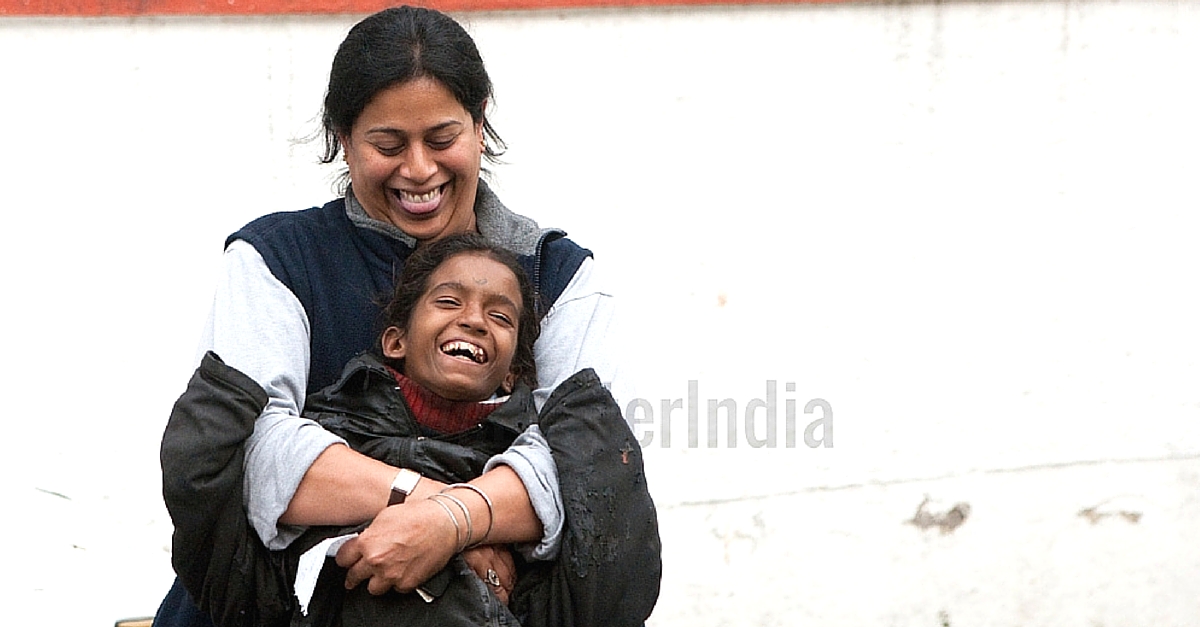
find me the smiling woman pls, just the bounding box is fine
[338,78,485,241]
[153,6,655,627]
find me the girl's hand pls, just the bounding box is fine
[462,544,516,605]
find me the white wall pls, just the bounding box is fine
[2,2,1198,625]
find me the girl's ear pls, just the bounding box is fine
[381,326,407,360]
[500,370,517,395]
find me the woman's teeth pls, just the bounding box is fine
[402,187,441,203]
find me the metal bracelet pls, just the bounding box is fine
[444,483,495,547]
[431,492,473,551]
[427,494,463,552]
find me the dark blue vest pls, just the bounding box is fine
[228,198,591,393]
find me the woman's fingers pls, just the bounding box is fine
[336,500,459,593]
[334,538,368,589]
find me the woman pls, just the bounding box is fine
[156,6,627,626]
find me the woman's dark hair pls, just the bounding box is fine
[381,233,540,391]
[320,6,505,174]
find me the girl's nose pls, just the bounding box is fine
[457,302,487,333]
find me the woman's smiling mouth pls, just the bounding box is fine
[395,184,445,215]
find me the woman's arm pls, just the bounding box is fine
[531,256,632,412]
[210,243,542,587]
[203,240,351,548]
[333,464,540,595]
[204,241,557,557]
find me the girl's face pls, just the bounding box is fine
[382,252,522,401]
[341,77,484,242]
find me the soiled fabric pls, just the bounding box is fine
[160,353,289,627]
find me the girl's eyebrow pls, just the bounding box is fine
[430,281,520,311]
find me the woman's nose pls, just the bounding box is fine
[401,144,437,181]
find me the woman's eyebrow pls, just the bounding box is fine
[366,120,463,136]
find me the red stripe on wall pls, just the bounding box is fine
[1,0,844,16]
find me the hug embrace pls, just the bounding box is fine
[155,7,660,627]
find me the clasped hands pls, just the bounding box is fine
[334,486,516,604]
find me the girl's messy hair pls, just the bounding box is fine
[380,233,540,391]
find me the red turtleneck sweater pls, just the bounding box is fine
[387,367,503,434]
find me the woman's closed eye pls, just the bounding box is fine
[426,136,457,150]
[372,142,405,156]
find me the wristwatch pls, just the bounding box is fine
[388,468,422,506]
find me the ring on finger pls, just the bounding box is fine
[485,568,501,587]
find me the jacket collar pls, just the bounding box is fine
[306,352,537,437]
[344,179,545,255]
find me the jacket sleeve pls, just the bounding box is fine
[200,239,350,550]
[511,368,662,627]
[160,351,293,627]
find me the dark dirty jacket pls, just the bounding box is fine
[160,351,662,627]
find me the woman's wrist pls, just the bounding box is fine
[387,468,422,506]
[443,483,495,547]
[418,483,497,553]
[407,474,446,503]
[426,494,467,552]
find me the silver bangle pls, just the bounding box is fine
[427,495,462,551]
[431,493,472,551]
[444,483,494,546]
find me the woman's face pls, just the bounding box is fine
[341,77,484,242]
[382,252,522,401]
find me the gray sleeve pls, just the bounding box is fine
[482,425,563,560]
[481,257,633,560]
[532,256,635,416]
[197,240,346,550]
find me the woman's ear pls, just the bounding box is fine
[475,110,487,151]
[381,326,407,360]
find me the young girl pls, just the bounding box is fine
[162,234,660,627]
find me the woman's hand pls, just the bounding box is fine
[335,498,459,595]
[462,544,516,605]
